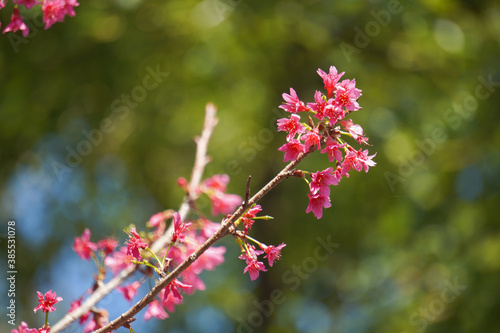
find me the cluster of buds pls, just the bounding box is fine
[277,66,376,219]
[0,0,79,37]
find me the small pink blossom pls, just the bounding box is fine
[334,79,362,112]
[3,8,29,38]
[317,66,344,98]
[33,290,63,313]
[307,90,328,120]
[260,243,286,267]
[144,299,169,320]
[42,0,79,30]
[73,228,98,260]
[17,0,40,9]
[243,258,267,281]
[277,114,305,141]
[202,174,229,192]
[310,167,339,197]
[241,204,262,233]
[10,321,39,333]
[278,139,306,162]
[117,281,141,302]
[341,148,376,174]
[97,237,118,256]
[210,192,242,216]
[171,212,191,243]
[301,129,322,151]
[163,279,191,302]
[306,192,332,219]
[148,212,165,227]
[279,88,309,113]
[104,246,134,275]
[320,137,345,163]
[125,227,148,261]
[68,297,90,324]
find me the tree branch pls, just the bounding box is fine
[51,103,219,333]
[94,149,311,332]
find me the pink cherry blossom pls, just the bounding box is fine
[33,290,62,313]
[117,281,141,302]
[68,297,90,324]
[279,88,309,113]
[10,321,39,333]
[334,79,362,112]
[278,139,306,162]
[163,279,191,301]
[277,114,305,141]
[125,227,148,260]
[3,8,29,38]
[340,119,369,144]
[310,167,340,197]
[317,66,344,98]
[144,299,169,320]
[306,192,332,219]
[320,137,345,163]
[202,174,229,192]
[209,192,242,216]
[341,148,376,174]
[42,0,79,30]
[241,204,262,233]
[17,0,40,9]
[301,129,322,151]
[104,246,134,275]
[97,237,118,256]
[171,212,191,243]
[73,228,98,260]
[260,243,286,267]
[243,258,267,281]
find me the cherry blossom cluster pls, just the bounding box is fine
[0,0,79,37]
[277,66,376,219]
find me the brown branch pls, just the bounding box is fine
[94,150,311,333]
[51,103,219,333]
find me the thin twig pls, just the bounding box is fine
[244,175,252,205]
[51,103,218,333]
[94,150,311,333]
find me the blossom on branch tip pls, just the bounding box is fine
[104,246,134,275]
[334,79,362,112]
[317,66,344,98]
[125,227,148,260]
[260,243,286,267]
[278,139,306,162]
[33,290,62,313]
[73,228,97,260]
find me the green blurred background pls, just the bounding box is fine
[1,0,499,332]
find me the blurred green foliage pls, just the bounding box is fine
[1,0,499,332]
